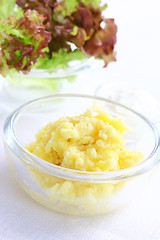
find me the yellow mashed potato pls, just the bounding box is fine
[26,102,144,215]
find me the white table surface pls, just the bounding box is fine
[0,0,160,239]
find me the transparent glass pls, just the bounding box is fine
[95,82,160,122]
[3,94,160,216]
[0,58,102,111]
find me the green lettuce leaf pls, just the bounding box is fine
[54,0,106,18]
[0,0,23,19]
[0,0,16,19]
[33,49,88,70]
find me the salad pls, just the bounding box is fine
[0,0,117,77]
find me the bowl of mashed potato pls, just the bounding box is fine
[3,94,160,216]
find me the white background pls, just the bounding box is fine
[0,0,160,239]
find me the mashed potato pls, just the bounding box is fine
[26,102,144,215]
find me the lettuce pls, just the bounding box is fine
[83,19,117,67]
[53,3,117,65]
[34,49,88,70]
[0,0,16,19]
[55,0,103,17]
[0,0,117,76]
[0,10,51,76]
[0,0,24,19]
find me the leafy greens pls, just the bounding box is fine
[0,0,117,76]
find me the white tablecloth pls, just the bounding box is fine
[0,0,160,239]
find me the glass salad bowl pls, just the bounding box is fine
[3,94,160,216]
[0,58,102,112]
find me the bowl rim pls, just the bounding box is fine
[3,94,160,182]
[8,57,95,78]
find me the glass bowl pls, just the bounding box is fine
[95,81,160,122]
[3,94,160,216]
[0,58,102,112]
